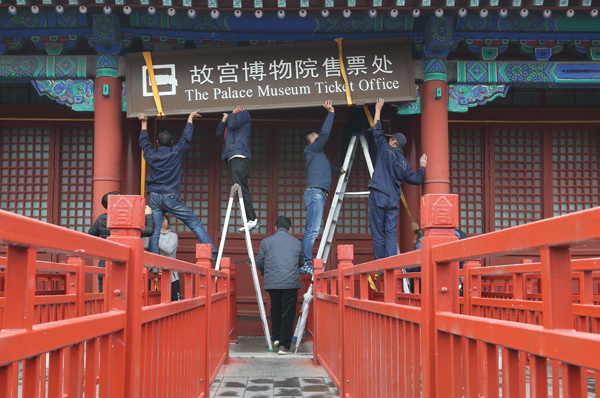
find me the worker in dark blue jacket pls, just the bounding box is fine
[216,105,259,232]
[139,111,217,259]
[301,100,345,274]
[368,98,427,260]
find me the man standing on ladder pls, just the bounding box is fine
[300,100,345,274]
[368,98,427,259]
[216,106,260,232]
[139,111,217,259]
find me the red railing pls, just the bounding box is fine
[221,258,238,343]
[0,195,231,398]
[314,194,600,398]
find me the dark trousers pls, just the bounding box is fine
[98,259,106,293]
[229,157,257,221]
[368,189,400,260]
[268,288,298,349]
[147,278,181,302]
[171,279,180,302]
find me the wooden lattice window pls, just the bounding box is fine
[178,125,211,232]
[0,126,51,222]
[493,128,543,230]
[337,133,370,235]
[59,126,94,232]
[552,128,600,216]
[276,127,307,231]
[449,127,485,235]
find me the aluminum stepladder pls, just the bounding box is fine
[215,184,273,352]
[293,131,411,352]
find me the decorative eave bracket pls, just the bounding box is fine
[32,79,127,111]
[397,83,509,114]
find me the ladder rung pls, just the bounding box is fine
[339,191,370,198]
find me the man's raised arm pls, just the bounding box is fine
[370,98,387,149]
[216,113,228,138]
[311,100,335,152]
[173,110,201,154]
[227,106,250,129]
[138,113,154,152]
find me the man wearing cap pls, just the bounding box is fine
[368,98,427,260]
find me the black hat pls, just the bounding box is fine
[385,132,407,148]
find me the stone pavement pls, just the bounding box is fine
[212,337,340,398]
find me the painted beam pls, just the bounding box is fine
[456,61,600,87]
[0,55,93,83]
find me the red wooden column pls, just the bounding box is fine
[107,194,146,398]
[337,245,354,398]
[419,194,459,398]
[93,56,123,220]
[421,75,450,195]
[421,15,453,196]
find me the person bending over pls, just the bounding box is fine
[89,191,155,292]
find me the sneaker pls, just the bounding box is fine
[239,219,260,233]
[278,346,292,355]
[211,252,218,261]
[272,340,280,348]
[299,264,314,275]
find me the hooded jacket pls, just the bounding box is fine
[215,110,253,161]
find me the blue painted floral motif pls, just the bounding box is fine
[172,14,220,31]
[0,11,44,29]
[0,56,42,83]
[498,14,551,32]
[448,84,509,112]
[33,79,94,111]
[320,16,371,33]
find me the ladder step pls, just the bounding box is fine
[339,191,370,198]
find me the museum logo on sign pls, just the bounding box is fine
[142,64,178,97]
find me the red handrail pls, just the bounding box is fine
[314,194,600,398]
[0,195,232,398]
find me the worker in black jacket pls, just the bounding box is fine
[88,191,155,292]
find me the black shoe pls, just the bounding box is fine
[211,252,218,261]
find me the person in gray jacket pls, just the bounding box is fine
[158,215,181,301]
[144,214,181,301]
[256,216,303,355]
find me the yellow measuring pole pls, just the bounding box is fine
[334,38,353,106]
